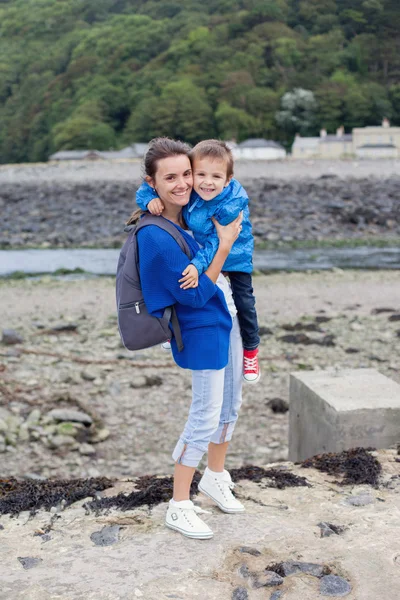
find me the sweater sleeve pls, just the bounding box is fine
[136,181,158,210]
[138,226,217,310]
[190,233,219,275]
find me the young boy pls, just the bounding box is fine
[136,139,260,383]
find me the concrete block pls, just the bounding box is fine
[289,368,400,462]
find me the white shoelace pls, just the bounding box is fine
[244,356,258,372]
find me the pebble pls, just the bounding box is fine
[270,593,283,600]
[18,557,43,570]
[232,588,248,600]
[2,329,24,345]
[320,575,351,597]
[90,525,120,546]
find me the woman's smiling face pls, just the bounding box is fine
[147,155,193,208]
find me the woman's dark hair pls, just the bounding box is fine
[144,137,191,178]
[127,137,192,225]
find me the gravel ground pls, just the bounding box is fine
[1,270,399,480]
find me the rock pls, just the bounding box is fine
[26,408,41,424]
[252,571,284,588]
[90,525,120,546]
[270,593,283,600]
[47,409,93,426]
[0,418,7,433]
[40,534,52,543]
[18,557,43,570]
[48,435,77,449]
[345,347,360,354]
[2,329,24,345]
[388,314,400,322]
[239,546,261,556]
[0,435,6,453]
[18,423,30,442]
[350,322,364,331]
[345,493,374,506]
[0,524,4,530]
[238,564,251,578]
[232,588,248,600]
[320,575,351,597]
[318,522,346,537]
[281,561,325,578]
[56,422,80,437]
[130,375,163,389]
[81,369,97,381]
[90,428,110,443]
[267,398,289,414]
[79,443,96,455]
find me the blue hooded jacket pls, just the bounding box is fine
[136,179,254,274]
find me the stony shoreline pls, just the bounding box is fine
[1,160,399,249]
[1,270,399,481]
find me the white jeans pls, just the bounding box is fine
[172,316,243,467]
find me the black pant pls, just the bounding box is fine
[228,271,260,351]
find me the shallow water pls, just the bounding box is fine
[1,246,399,277]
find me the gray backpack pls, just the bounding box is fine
[116,214,192,352]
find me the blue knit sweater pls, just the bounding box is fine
[137,221,233,370]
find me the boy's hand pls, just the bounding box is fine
[147,198,164,216]
[179,264,199,289]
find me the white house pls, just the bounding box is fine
[49,143,149,162]
[233,138,286,160]
[291,120,400,159]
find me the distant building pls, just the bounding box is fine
[353,122,399,158]
[232,138,286,160]
[291,120,400,159]
[49,143,149,162]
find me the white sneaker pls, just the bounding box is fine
[165,499,213,539]
[198,468,245,514]
[161,340,171,351]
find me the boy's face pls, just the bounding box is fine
[192,157,232,201]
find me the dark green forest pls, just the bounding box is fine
[0,0,399,163]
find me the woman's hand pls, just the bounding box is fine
[211,212,243,250]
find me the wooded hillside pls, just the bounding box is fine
[0,0,399,163]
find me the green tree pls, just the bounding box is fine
[276,88,318,136]
[215,101,257,141]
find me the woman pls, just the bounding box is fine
[132,137,244,540]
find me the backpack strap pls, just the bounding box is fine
[133,214,192,352]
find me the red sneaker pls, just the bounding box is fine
[243,348,260,384]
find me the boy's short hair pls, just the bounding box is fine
[190,139,234,179]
